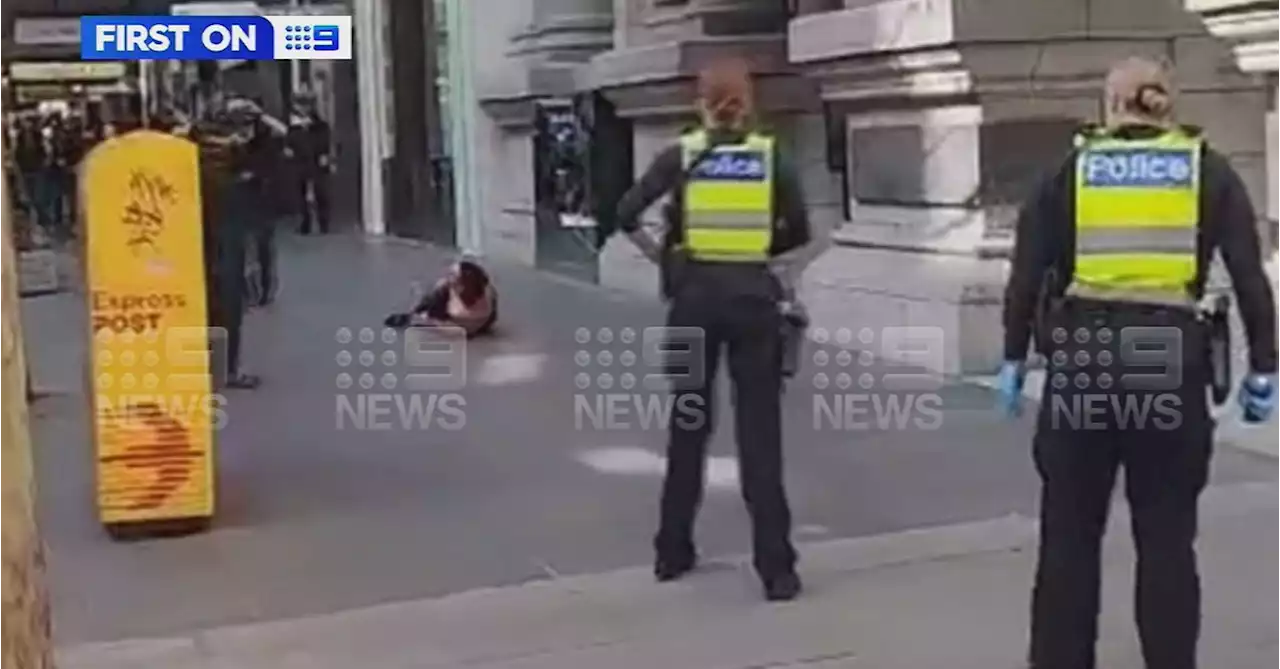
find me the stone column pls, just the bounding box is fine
[1184,0,1279,232]
[516,0,614,62]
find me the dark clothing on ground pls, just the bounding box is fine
[383,282,498,337]
[615,127,810,583]
[1003,123,1277,373]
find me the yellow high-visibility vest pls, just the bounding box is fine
[1070,130,1202,305]
[681,129,774,262]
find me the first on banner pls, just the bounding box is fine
[81,15,353,60]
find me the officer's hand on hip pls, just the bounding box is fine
[995,360,1026,419]
[1238,372,1278,423]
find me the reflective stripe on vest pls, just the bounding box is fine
[681,130,774,262]
[1064,283,1198,307]
[1071,131,1202,301]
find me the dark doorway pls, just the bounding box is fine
[327,60,362,231]
[385,0,452,246]
[533,94,635,285]
[531,93,634,284]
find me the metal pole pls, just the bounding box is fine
[354,0,387,235]
[288,0,305,95]
[445,0,482,255]
[139,61,152,127]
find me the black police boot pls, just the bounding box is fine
[762,572,802,602]
[654,554,697,582]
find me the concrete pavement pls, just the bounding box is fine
[56,481,1278,669]
[21,233,1276,663]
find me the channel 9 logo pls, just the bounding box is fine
[92,325,229,430]
[572,326,709,432]
[332,326,467,431]
[808,326,945,431]
[1045,325,1186,431]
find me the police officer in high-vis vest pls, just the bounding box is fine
[999,57,1278,669]
[614,58,812,602]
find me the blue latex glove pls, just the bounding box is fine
[1238,373,1278,424]
[995,361,1026,419]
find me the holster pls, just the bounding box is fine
[1204,294,1232,405]
[779,300,809,379]
[660,242,689,301]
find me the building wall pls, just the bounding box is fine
[464,0,536,258]
[597,118,675,294]
[467,0,1276,373]
[4,2,170,66]
[1268,88,1277,225]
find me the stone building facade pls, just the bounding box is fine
[444,0,1276,372]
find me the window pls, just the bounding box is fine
[848,123,979,207]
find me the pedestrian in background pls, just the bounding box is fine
[195,96,262,389]
[13,115,43,236]
[998,56,1277,669]
[286,91,332,235]
[33,114,67,238]
[614,58,812,602]
[232,98,286,307]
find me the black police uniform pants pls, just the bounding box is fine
[654,290,797,579]
[1030,306,1212,669]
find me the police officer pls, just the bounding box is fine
[614,58,811,601]
[998,57,1278,669]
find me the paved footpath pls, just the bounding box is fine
[21,234,1276,667]
[56,481,1278,669]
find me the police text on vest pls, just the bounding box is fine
[1082,149,1194,188]
[692,149,767,181]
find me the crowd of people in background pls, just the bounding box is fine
[6,90,335,392]
[5,106,105,245]
[3,92,333,249]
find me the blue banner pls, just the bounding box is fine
[691,149,768,182]
[81,16,275,61]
